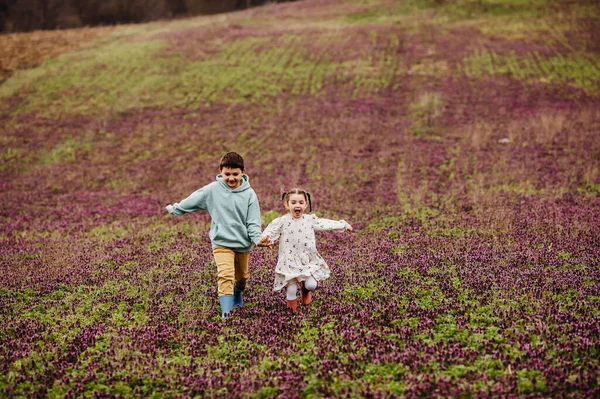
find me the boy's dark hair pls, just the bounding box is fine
[282,188,312,212]
[220,152,245,171]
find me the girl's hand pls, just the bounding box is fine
[346,224,353,233]
[258,235,273,248]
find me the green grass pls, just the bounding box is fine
[6,0,594,118]
[462,50,600,93]
[344,10,384,23]
[3,28,410,116]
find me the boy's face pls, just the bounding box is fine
[285,193,308,219]
[220,167,245,189]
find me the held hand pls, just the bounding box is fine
[258,235,273,248]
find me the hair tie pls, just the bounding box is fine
[281,192,287,201]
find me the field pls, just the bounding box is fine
[1,0,599,397]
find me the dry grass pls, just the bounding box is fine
[457,121,495,149]
[0,26,115,84]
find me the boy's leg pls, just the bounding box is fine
[213,247,236,295]
[213,247,236,317]
[233,251,250,307]
[233,251,250,291]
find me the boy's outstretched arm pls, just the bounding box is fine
[166,187,208,216]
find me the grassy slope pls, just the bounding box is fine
[1,0,599,397]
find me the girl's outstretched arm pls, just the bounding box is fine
[311,214,352,232]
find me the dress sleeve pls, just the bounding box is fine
[261,217,284,243]
[311,214,351,232]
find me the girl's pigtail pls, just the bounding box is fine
[306,192,312,212]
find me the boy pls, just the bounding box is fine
[166,152,264,318]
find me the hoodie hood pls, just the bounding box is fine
[216,174,251,192]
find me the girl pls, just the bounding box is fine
[259,188,353,312]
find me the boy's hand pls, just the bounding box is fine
[165,204,174,213]
[258,235,272,248]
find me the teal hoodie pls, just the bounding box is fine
[166,174,262,252]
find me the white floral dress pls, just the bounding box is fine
[262,214,351,291]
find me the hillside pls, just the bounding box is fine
[1,0,599,397]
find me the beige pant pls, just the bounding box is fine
[213,246,250,296]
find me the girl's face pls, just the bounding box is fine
[285,193,309,219]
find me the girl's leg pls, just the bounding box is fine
[286,281,298,300]
[286,281,298,312]
[300,277,317,305]
[304,276,318,291]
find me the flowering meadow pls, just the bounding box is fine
[1,0,599,397]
